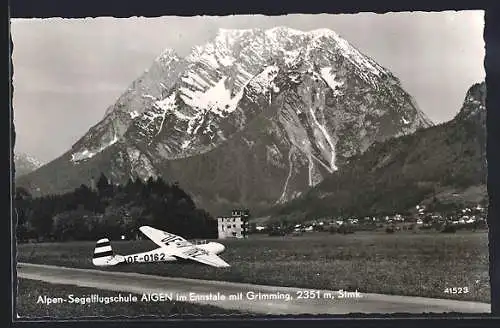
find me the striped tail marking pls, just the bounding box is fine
[93,238,113,259]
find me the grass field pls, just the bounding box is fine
[17,231,490,303]
[16,279,245,319]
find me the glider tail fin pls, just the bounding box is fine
[92,238,119,266]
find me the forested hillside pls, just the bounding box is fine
[268,82,486,221]
[14,174,217,242]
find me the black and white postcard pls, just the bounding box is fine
[11,11,490,319]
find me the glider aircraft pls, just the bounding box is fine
[92,225,230,268]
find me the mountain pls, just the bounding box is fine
[16,27,432,215]
[14,153,43,178]
[268,82,486,222]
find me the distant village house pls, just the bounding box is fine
[217,209,250,239]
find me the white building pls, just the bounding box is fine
[255,225,266,232]
[217,210,248,239]
[217,216,243,239]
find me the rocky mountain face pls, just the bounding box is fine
[16,27,432,215]
[14,153,43,178]
[269,82,486,221]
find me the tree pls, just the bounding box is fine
[18,171,219,241]
[15,187,32,226]
[97,173,113,199]
[74,184,99,211]
[52,209,98,241]
[30,197,56,240]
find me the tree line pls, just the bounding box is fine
[14,174,218,242]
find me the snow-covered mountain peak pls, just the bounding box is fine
[14,153,43,168]
[307,28,339,38]
[265,26,304,37]
[192,27,390,80]
[154,48,179,63]
[216,28,255,41]
[70,26,424,166]
[14,152,44,177]
[35,25,434,210]
[213,26,340,43]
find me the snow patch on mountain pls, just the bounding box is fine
[14,153,43,168]
[283,48,302,66]
[218,54,236,67]
[142,94,157,101]
[266,26,304,37]
[71,132,119,163]
[14,153,44,177]
[249,65,280,95]
[308,104,338,172]
[187,44,221,69]
[134,95,174,140]
[153,93,194,122]
[154,48,178,63]
[289,73,301,84]
[308,154,314,186]
[181,140,192,149]
[277,147,295,204]
[309,28,338,38]
[320,67,344,96]
[179,77,244,117]
[310,159,324,187]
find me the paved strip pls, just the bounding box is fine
[17,262,491,315]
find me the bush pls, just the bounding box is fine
[268,229,286,236]
[408,224,415,230]
[441,225,457,233]
[385,227,395,234]
[313,225,325,232]
[338,225,355,234]
[473,220,488,231]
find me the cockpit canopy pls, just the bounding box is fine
[190,239,209,245]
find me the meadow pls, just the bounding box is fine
[16,279,244,319]
[17,231,491,303]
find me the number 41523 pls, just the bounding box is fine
[444,287,469,294]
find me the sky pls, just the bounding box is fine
[10,11,485,163]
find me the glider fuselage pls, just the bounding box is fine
[121,241,225,264]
